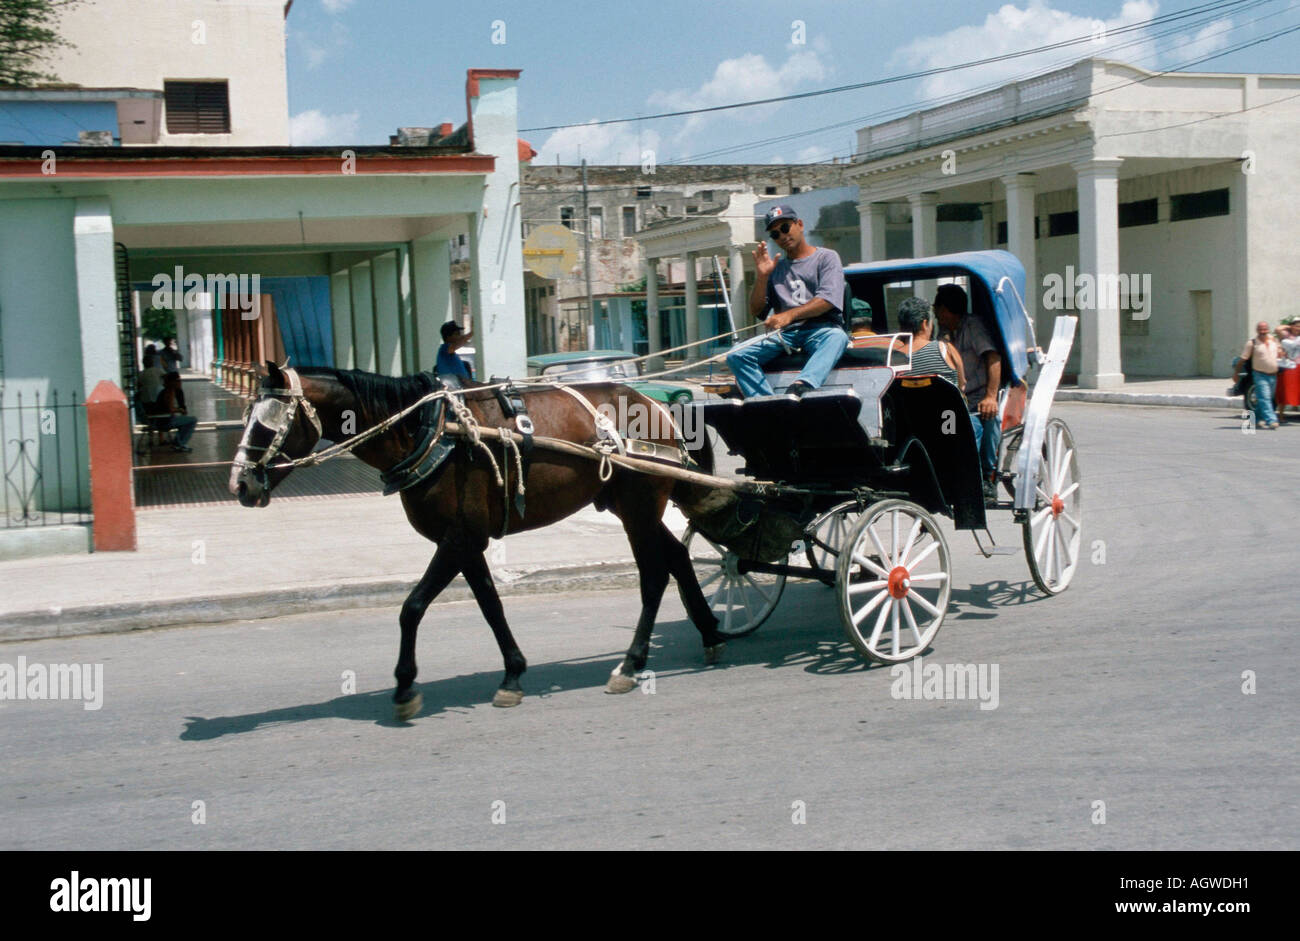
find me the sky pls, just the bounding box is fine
[284,0,1300,164]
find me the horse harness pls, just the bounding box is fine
[233,367,323,477]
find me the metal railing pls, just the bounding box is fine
[0,389,91,529]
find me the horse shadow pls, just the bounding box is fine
[179,575,1051,740]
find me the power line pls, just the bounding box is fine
[519,0,1254,133]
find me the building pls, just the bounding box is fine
[0,0,525,556]
[836,58,1300,384]
[520,163,847,356]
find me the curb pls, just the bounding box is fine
[1056,391,1240,409]
[0,561,643,643]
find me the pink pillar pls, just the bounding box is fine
[85,380,137,551]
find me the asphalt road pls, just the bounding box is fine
[1,403,1295,850]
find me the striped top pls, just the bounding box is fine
[909,340,958,386]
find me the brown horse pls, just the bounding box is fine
[229,363,725,720]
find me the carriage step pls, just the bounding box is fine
[972,529,1018,558]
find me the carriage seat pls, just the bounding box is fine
[761,343,909,373]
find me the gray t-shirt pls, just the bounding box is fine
[953,314,999,408]
[764,246,845,327]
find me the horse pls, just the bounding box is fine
[229,362,727,720]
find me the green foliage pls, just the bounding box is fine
[140,307,177,343]
[0,0,84,87]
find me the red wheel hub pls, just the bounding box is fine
[888,566,911,599]
[1051,494,1064,518]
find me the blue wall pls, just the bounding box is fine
[260,277,334,367]
[0,101,119,146]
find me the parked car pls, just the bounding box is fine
[526,350,694,404]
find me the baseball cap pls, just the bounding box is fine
[440,321,464,341]
[763,205,799,230]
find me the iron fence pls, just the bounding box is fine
[0,388,91,529]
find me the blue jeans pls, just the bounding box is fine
[726,323,850,397]
[1253,371,1278,426]
[970,411,1000,478]
[168,414,197,447]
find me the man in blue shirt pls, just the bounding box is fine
[726,205,849,398]
[436,321,474,382]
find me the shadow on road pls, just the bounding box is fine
[179,575,1051,739]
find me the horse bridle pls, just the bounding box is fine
[233,367,323,477]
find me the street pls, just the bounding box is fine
[1,403,1295,849]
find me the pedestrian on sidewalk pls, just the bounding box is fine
[1236,321,1282,429]
[158,372,197,451]
[1276,324,1300,423]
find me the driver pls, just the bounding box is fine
[726,205,849,398]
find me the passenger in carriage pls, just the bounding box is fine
[933,284,1002,503]
[896,297,965,391]
[726,205,850,398]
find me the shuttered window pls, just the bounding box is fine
[164,81,231,134]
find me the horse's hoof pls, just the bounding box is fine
[393,691,422,722]
[605,672,637,694]
[704,642,726,665]
[492,688,524,708]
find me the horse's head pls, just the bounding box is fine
[229,362,323,507]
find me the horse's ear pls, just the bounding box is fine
[265,361,284,386]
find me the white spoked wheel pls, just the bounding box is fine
[836,500,951,664]
[1022,417,1081,595]
[681,524,785,638]
[804,501,862,577]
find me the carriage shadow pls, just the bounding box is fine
[179,576,1052,739]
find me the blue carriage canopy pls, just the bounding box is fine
[843,249,1033,386]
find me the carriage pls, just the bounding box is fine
[677,250,1081,665]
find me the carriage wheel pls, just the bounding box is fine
[681,525,785,638]
[804,501,862,577]
[1022,417,1082,595]
[836,499,951,664]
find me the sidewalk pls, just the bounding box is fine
[0,492,687,642]
[1055,376,1239,409]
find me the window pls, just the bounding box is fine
[685,205,698,214]
[622,206,636,237]
[636,186,651,199]
[699,190,713,202]
[1170,188,1229,221]
[1048,211,1079,237]
[589,206,603,238]
[164,81,231,134]
[764,186,777,195]
[996,221,1007,245]
[1119,198,1158,228]
[560,206,574,229]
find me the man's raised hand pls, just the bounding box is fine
[753,242,779,278]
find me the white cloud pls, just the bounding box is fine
[795,144,831,164]
[289,109,360,145]
[1175,16,1234,62]
[649,50,829,134]
[534,121,662,167]
[897,1,1159,101]
[321,0,354,13]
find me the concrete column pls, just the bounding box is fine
[909,192,939,300]
[728,244,746,332]
[349,261,376,373]
[1074,157,1125,388]
[645,256,662,371]
[858,201,888,263]
[73,197,118,395]
[371,251,402,376]
[684,251,700,361]
[397,246,416,373]
[330,269,354,369]
[467,70,526,379]
[1002,173,1038,334]
[410,236,453,373]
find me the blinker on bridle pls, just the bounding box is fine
[233,367,323,474]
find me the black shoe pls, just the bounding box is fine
[982,479,998,506]
[172,444,193,452]
[785,381,814,398]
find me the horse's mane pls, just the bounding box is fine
[297,367,433,424]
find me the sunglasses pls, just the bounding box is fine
[768,221,795,236]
